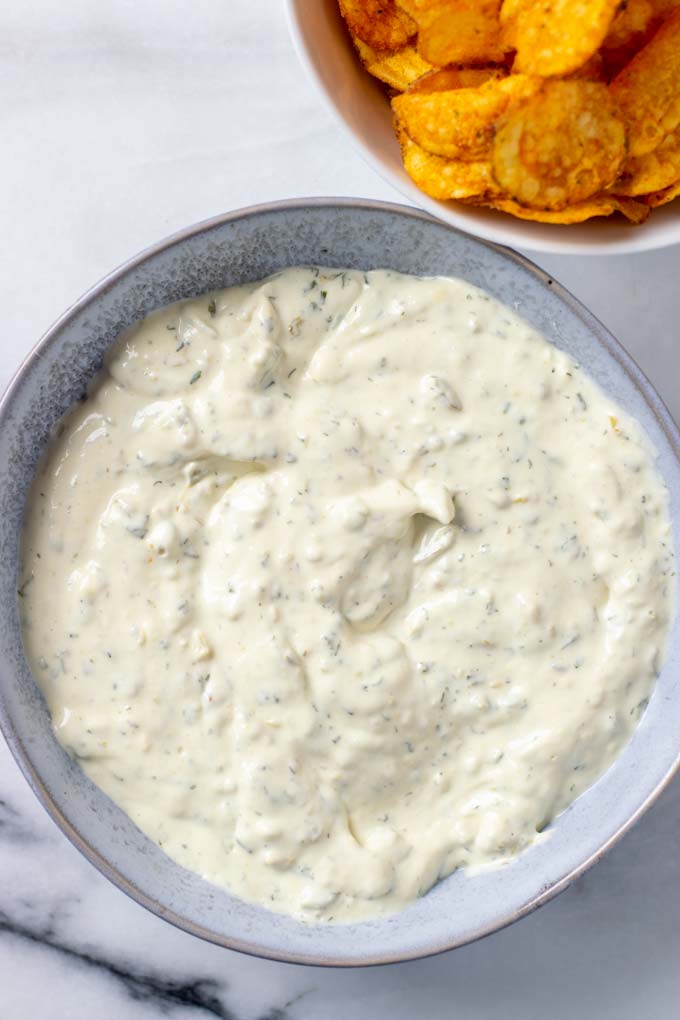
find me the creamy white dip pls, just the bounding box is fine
[19,268,674,923]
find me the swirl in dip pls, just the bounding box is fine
[19,268,675,922]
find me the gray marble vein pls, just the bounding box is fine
[1,910,233,1018]
[0,839,315,1019]
[0,907,308,1020]
[2,0,680,1017]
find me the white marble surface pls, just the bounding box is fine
[2,1,680,1015]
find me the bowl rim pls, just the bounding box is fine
[284,0,680,257]
[2,196,680,967]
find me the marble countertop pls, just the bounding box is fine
[2,1,680,1016]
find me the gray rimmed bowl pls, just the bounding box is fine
[1,198,679,967]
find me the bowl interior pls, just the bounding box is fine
[286,0,680,256]
[1,200,680,966]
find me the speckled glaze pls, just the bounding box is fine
[1,199,679,967]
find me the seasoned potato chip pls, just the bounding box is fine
[610,8,680,156]
[613,126,680,196]
[338,0,416,51]
[498,0,522,49]
[602,0,661,73]
[475,195,651,223]
[393,73,539,160]
[398,128,499,199]
[505,0,620,77]
[654,0,680,13]
[603,0,680,74]
[407,66,506,93]
[643,178,680,206]
[492,80,625,209]
[402,0,506,65]
[396,0,431,9]
[606,0,656,46]
[338,0,678,225]
[606,196,653,222]
[353,36,434,89]
[567,53,606,83]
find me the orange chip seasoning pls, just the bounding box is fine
[478,195,651,223]
[338,0,417,51]
[492,80,626,210]
[610,8,680,157]
[398,128,500,199]
[393,73,539,161]
[613,126,680,196]
[508,0,620,77]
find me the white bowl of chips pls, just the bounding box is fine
[287,0,680,255]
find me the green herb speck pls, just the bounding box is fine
[189,370,202,385]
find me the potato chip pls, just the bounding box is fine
[567,53,606,83]
[492,80,625,209]
[398,128,499,199]
[603,0,657,49]
[613,126,680,196]
[396,0,432,10]
[353,36,434,89]
[407,66,506,93]
[505,0,620,77]
[602,0,660,73]
[338,0,416,51]
[338,0,680,224]
[393,73,539,160]
[610,9,680,156]
[603,0,680,75]
[498,0,523,50]
[475,195,651,223]
[401,0,506,65]
[643,178,680,206]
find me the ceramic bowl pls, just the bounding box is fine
[1,199,679,966]
[286,0,680,256]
